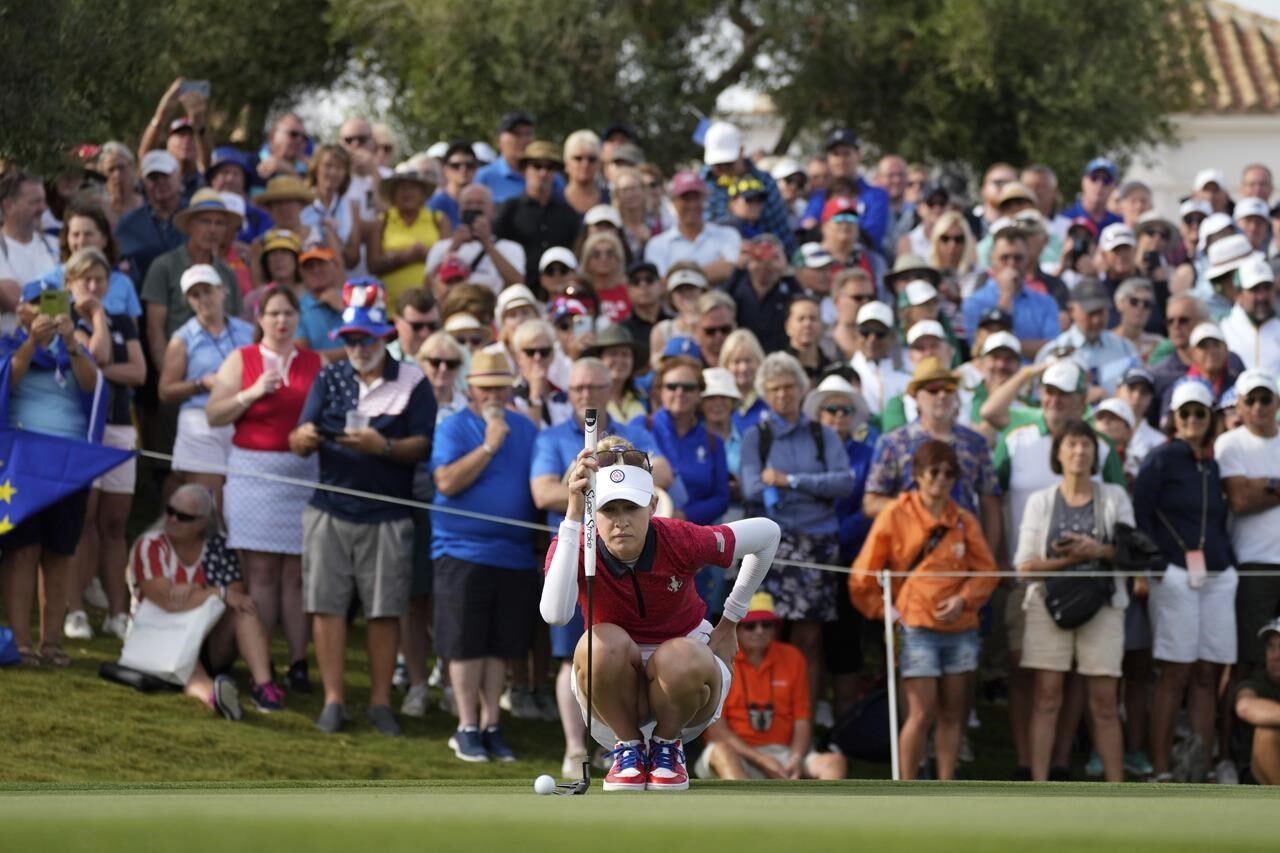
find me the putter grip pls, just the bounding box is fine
[583,408,597,579]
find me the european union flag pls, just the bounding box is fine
[0,430,132,535]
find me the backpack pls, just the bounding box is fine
[744,419,827,514]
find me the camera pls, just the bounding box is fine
[461,209,482,226]
[747,702,775,732]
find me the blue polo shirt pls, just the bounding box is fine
[639,409,728,526]
[115,203,183,291]
[297,291,344,351]
[431,407,539,569]
[428,191,460,228]
[531,417,661,528]
[1059,200,1123,232]
[801,178,891,246]
[962,277,1061,345]
[298,357,437,523]
[475,157,566,205]
[43,266,142,318]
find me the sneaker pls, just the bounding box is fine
[1173,734,1206,783]
[212,675,243,721]
[367,704,402,737]
[1214,758,1239,785]
[1153,771,1175,783]
[646,737,689,791]
[83,577,110,611]
[959,734,975,763]
[101,613,129,640]
[64,610,93,640]
[1085,752,1104,778]
[315,702,350,734]
[481,726,516,762]
[1049,765,1071,782]
[392,654,410,691]
[449,727,489,762]
[603,740,648,792]
[533,689,560,722]
[968,708,982,730]
[427,659,445,689]
[502,686,541,720]
[251,682,285,713]
[562,751,589,779]
[439,686,458,716]
[285,660,312,694]
[401,684,430,718]
[813,700,835,729]
[1124,750,1154,777]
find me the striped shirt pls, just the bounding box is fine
[128,531,241,606]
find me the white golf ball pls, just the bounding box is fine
[534,774,556,795]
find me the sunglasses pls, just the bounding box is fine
[663,382,700,394]
[423,356,461,370]
[285,129,304,139]
[700,325,733,337]
[1176,405,1210,421]
[920,382,957,395]
[629,275,658,286]
[784,175,807,188]
[446,160,477,171]
[938,234,965,245]
[527,161,557,172]
[571,154,599,163]
[1243,392,1276,407]
[858,326,890,339]
[555,318,577,332]
[543,264,572,276]
[165,505,201,523]
[595,449,652,470]
[921,466,958,480]
[589,250,619,260]
[453,334,487,347]
[342,135,371,146]
[404,319,439,334]
[341,335,377,348]
[741,621,777,632]
[1183,216,1207,227]
[823,405,855,415]
[1087,172,1116,185]
[1127,297,1154,309]
[521,346,553,359]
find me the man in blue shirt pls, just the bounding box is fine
[1035,277,1138,395]
[801,129,890,247]
[1058,157,1124,234]
[428,349,539,762]
[115,151,184,292]
[290,285,436,737]
[963,229,1060,360]
[296,247,345,353]
[207,147,273,244]
[701,121,796,256]
[475,111,565,205]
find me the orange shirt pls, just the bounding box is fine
[849,491,998,632]
[721,640,810,747]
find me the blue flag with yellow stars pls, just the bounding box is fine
[0,430,132,535]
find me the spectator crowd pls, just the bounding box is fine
[2,81,1280,786]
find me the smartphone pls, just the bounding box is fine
[179,79,211,99]
[318,430,341,442]
[572,315,594,338]
[38,289,70,317]
[461,208,482,226]
[1052,537,1074,553]
[1143,250,1161,273]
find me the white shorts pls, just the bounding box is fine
[171,408,233,475]
[571,619,733,749]
[1150,564,1238,665]
[93,424,137,494]
[693,742,826,780]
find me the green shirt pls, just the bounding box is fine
[1147,338,1176,367]
[993,408,1127,491]
[141,245,241,339]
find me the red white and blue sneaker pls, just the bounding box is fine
[646,737,689,791]
[603,740,648,792]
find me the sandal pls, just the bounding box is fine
[16,646,41,667]
[39,644,71,667]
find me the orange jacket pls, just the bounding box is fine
[849,491,998,632]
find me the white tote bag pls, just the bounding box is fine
[118,596,227,686]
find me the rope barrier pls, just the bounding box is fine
[136,449,1280,579]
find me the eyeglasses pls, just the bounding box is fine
[453,334,487,348]
[919,382,957,395]
[404,319,439,334]
[422,356,461,370]
[543,264,572,276]
[342,134,371,146]
[741,621,776,632]
[446,160,477,171]
[858,326,890,339]
[925,199,948,209]
[165,505,201,523]
[1127,297,1154,309]
[571,154,599,163]
[285,129,304,139]
[341,334,377,348]
[663,382,700,394]
[1176,405,1210,421]
[589,250,619,260]
[521,346,553,359]
[377,144,395,155]
[823,405,855,415]
[595,449,652,470]
[938,234,964,245]
[1243,392,1276,407]
[1167,316,1194,326]
[784,175,807,188]
[569,383,609,394]
[700,324,733,337]
[1087,172,1116,185]
[629,275,658,286]
[555,318,577,332]
[920,466,958,480]
[527,161,557,172]
[995,253,1026,263]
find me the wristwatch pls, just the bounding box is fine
[786,474,798,490]
[1266,478,1278,496]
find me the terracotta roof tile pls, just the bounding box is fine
[1199,0,1280,113]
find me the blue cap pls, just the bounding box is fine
[825,128,861,151]
[601,122,635,142]
[1084,157,1118,179]
[21,277,60,303]
[662,336,703,362]
[208,147,253,183]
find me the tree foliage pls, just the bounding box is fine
[0,0,346,174]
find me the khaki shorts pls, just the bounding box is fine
[301,505,413,619]
[1020,589,1124,678]
[694,742,825,780]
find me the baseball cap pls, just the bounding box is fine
[977,307,1013,330]
[539,246,578,273]
[856,301,894,328]
[627,261,659,281]
[822,195,859,224]
[436,256,469,284]
[996,181,1036,207]
[987,216,1019,238]
[1234,196,1270,222]
[727,176,766,200]
[168,117,195,135]
[1070,278,1110,313]
[666,267,709,293]
[1206,234,1253,279]
[332,278,395,340]
[498,111,533,133]
[1121,365,1155,389]
[549,297,590,321]
[1217,387,1239,411]
[905,319,945,346]
[980,330,1021,357]
[584,204,622,228]
[21,278,59,303]
[1136,210,1175,237]
[1043,360,1085,394]
[798,243,835,269]
[179,264,223,294]
[824,129,860,151]
[1100,223,1136,252]
[770,158,804,181]
[904,279,938,306]
[141,150,179,176]
[496,284,540,323]
[1238,254,1275,290]
[703,121,743,166]
[1084,157,1118,179]
[1236,369,1279,398]
[1198,213,1236,252]
[1258,616,1280,641]
[1189,322,1226,347]
[1095,398,1136,430]
[1170,378,1214,411]
[742,591,779,624]
[595,460,655,509]
[444,313,483,334]
[1194,168,1226,191]
[662,336,703,361]
[1180,198,1212,221]
[299,246,336,265]
[668,170,706,198]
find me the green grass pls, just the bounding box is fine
[0,780,1276,852]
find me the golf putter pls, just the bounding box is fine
[567,407,599,795]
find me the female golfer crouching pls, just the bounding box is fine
[541,438,781,792]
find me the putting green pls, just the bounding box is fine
[1,780,1276,852]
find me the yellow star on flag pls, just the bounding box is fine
[0,515,12,535]
[0,479,15,504]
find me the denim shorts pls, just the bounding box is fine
[898,626,980,679]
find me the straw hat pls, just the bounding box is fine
[174,188,244,234]
[906,356,957,395]
[255,175,315,207]
[467,349,516,387]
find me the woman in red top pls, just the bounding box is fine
[207,286,321,692]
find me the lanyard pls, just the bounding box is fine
[1156,457,1208,552]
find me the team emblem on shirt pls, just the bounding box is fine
[668,577,682,593]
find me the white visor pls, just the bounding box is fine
[595,465,654,508]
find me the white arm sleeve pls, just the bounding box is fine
[721,517,782,623]
[539,520,582,626]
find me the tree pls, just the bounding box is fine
[332,0,1208,181]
